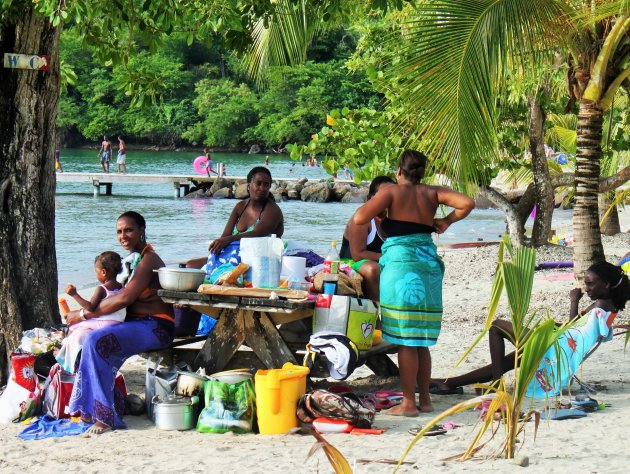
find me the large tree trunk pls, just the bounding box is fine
[573,100,605,278]
[527,97,554,246]
[0,9,61,373]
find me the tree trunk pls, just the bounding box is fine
[527,97,554,246]
[598,193,621,235]
[478,187,526,247]
[0,9,61,364]
[573,100,605,278]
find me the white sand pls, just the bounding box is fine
[1,229,628,473]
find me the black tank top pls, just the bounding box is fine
[380,217,435,238]
[339,219,384,260]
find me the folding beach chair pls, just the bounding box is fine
[570,313,621,395]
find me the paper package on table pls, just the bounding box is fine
[313,294,378,350]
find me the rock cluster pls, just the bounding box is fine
[183,178,370,203]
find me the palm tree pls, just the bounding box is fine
[241,1,628,273]
[382,0,629,277]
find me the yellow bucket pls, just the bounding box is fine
[255,362,310,434]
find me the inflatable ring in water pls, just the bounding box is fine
[193,156,209,175]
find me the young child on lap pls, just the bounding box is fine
[56,251,126,372]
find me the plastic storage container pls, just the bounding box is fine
[239,235,283,288]
[255,363,310,434]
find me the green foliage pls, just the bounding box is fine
[58,28,199,144]
[244,61,380,147]
[184,78,259,147]
[55,16,382,148]
[287,107,403,181]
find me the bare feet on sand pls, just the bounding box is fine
[384,402,419,417]
[418,394,434,413]
[84,421,112,436]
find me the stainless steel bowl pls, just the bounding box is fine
[154,267,206,291]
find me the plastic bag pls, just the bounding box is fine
[10,351,38,392]
[20,328,64,355]
[197,378,256,434]
[0,376,41,423]
[197,314,218,336]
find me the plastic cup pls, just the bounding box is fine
[323,282,337,295]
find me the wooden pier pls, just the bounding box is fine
[56,172,224,198]
[55,172,353,198]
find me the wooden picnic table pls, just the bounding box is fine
[157,289,399,377]
[158,289,314,374]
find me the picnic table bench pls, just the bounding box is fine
[157,289,399,377]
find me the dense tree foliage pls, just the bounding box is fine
[57,26,382,149]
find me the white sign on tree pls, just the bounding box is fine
[3,53,49,70]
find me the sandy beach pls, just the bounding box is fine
[1,228,629,473]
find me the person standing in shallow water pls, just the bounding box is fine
[116,136,127,174]
[354,150,475,416]
[99,136,112,173]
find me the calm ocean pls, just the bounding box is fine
[55,148,573,293]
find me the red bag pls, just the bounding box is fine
[43,363,75,419]
[10,352,37,392]
[115,373,127,399]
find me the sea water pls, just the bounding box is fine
[55,149,573,293]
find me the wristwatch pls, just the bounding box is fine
[79,309,86,321]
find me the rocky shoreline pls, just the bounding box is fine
[184,177,369,203]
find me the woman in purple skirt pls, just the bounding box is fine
[65,211,174,434]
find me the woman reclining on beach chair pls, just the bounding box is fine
[431,261,629,398]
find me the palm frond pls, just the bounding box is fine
[242,0,327,88]
[546,113,577,153]
[383,0,567,190]
[600,188,630,225]
[503,244,536,334]
[308,430,353,474]
[572,0,630,27]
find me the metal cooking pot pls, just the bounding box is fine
[154,267,206,291]
[152,395,199,431]
[176,371,207,397]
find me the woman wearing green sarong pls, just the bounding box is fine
[354,150,474,416]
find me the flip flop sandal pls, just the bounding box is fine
[408,425,447,436]
[373,389,403,399]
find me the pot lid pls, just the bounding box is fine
[155,395,192,406]
[157,267,206,274]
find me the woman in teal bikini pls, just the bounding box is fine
[208,166,284,255]
[354,150,475,416]
[186,167,284,267]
